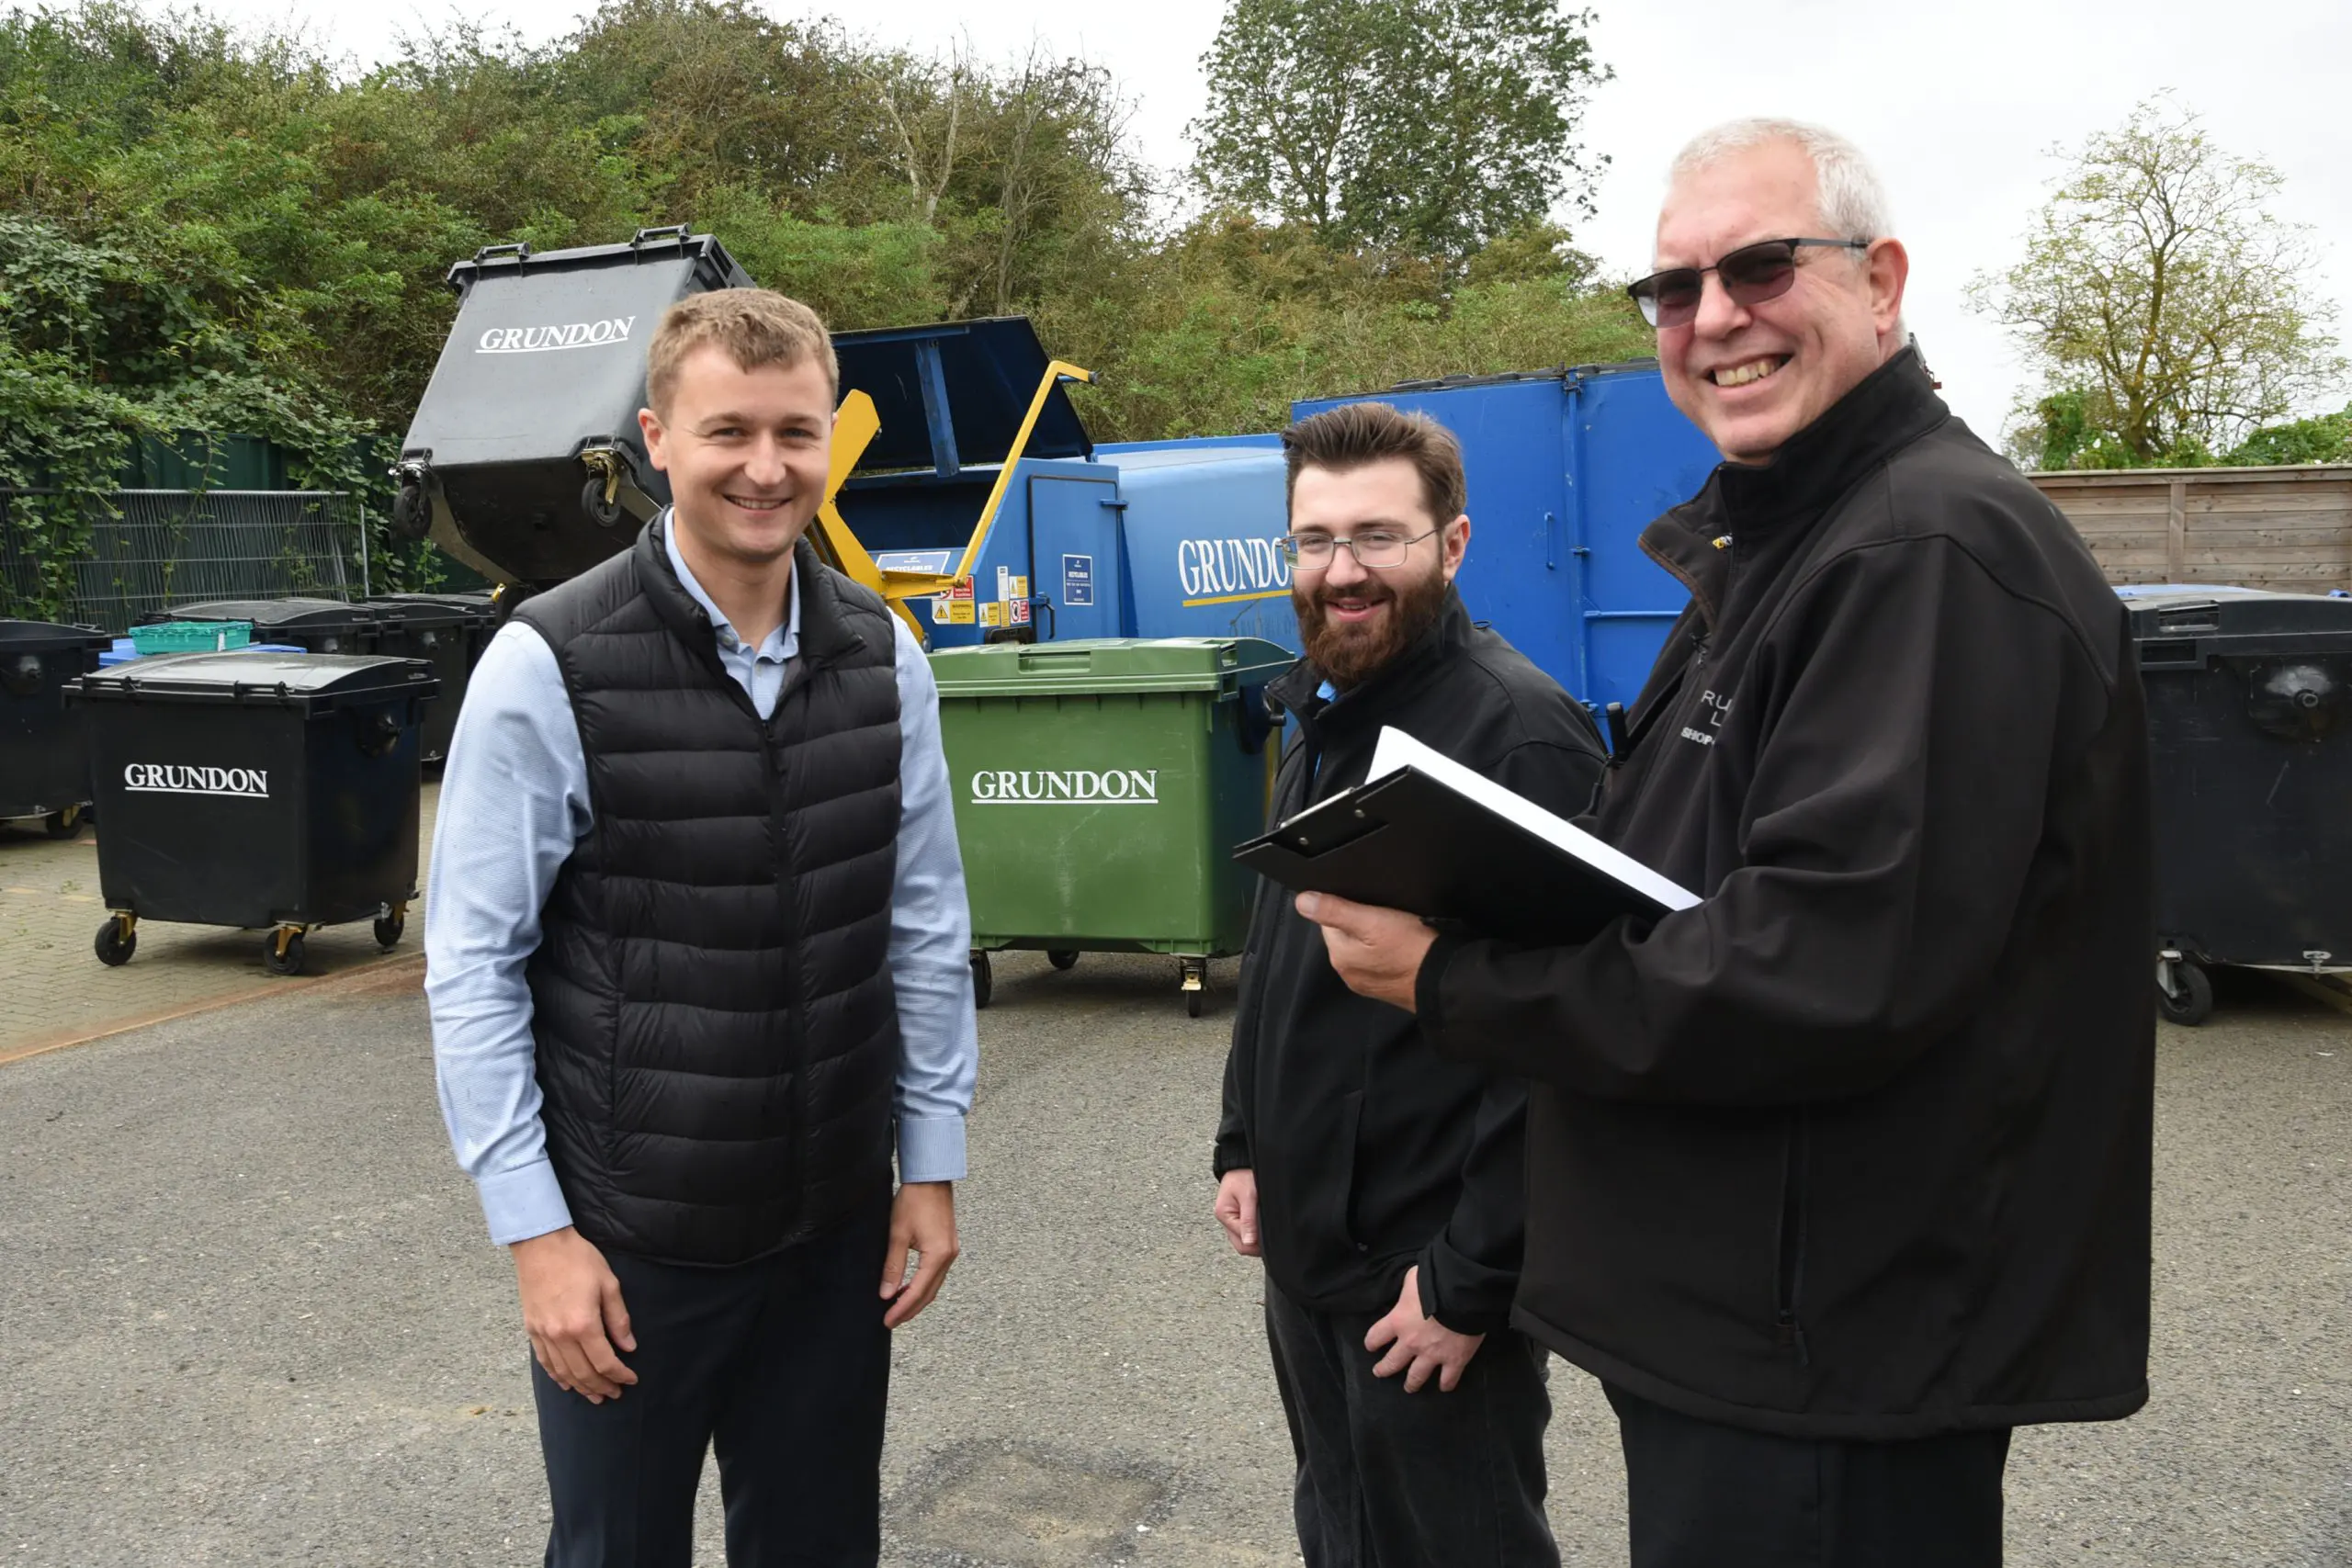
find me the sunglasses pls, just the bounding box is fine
[1627,238,1871,328]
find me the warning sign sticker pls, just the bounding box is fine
[979,602,1002,627]
[946,599,975,625]
[1011,597,1032,626]
[1010,576,1029,600]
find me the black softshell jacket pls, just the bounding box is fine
[1419,350,2154,1438]
[1217,595,1607,1332]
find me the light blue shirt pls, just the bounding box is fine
[426,520,978,1247]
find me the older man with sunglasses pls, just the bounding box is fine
[1297,118,2154,1566]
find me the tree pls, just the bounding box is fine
[1189,0,1608,265]
[1973,97,2346,468]
[2225,405,2352,466]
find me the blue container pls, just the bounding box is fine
[1294,363,1721,712]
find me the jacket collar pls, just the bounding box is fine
[1267,588,1476,724]
[1640,346,1949,625]
[637,518,861,670]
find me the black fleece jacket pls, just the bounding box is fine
[1419,349,2155,1438]
[1217,594,1606,1331]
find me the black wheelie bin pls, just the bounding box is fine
[142,597,384,656]
[0,619,112,838]
[74,651,438,976]
[365,592,497,762]
[387,229,753,591]
[2127,587,2352,1024]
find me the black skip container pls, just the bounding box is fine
[1,619,112,836]
[365,592,496,763]
[390,229,753,590]
[74,652,439,975]
[144,597,385,655]
[2127,587,2352,1024]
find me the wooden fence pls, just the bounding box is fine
[2031,465,2352,593]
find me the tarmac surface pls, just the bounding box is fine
[0,789,440,1065]
[2,949,2347,1566]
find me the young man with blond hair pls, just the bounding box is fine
[428,288,976,1567]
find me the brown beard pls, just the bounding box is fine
[1293,562,1452,690]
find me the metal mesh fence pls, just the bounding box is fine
[0,489,368,632]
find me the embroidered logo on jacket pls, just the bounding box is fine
[1679,689,1733,748]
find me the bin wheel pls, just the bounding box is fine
[265,929,308,977]
[43,804,85,840]
[970,953,993,1010]
[1182,957,1207,1018]
[2157,959,2213,1027]
[582,479,625,528]
[390,481,432,541]
[373,913,405,951]
[94,917,135,966]
[1047,949,1080,971]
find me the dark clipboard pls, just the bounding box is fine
[1232,764,1676,946]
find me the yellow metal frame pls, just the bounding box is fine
[806,360,1094,645]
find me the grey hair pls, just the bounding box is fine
[1668,118,1894,242]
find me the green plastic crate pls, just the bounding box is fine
[130,620,253,654]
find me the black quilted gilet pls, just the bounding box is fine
[516,524,902,1265]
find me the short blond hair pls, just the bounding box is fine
[644,288,838,416]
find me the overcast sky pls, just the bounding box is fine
[78,0,2352,445]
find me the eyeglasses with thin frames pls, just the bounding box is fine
[1627,238,1871,329]
[1279,527,1442,570]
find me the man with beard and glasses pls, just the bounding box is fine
[1213,401,1607,1568]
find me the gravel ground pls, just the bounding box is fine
[1,953,2345,1566]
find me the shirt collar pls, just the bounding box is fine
[662,511,798,663]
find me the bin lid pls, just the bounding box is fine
[74,652,439,711]
[0,618,112,653]
[151,597,377,632]
[364,595,482,626]
[444,231,752,298]
[929,637,1295,697]
[2124,587,2352,652]
[833,317,1091,474]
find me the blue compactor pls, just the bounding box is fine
[815,320,1300,650]
[820,323,1724,714]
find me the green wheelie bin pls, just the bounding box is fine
[929,637,1294,1015]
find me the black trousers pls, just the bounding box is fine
[1264,1279,1560,1568]
[1606,1384,2013,1568]
[532,1191,894,1568]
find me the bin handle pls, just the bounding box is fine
[630,226,691,248]
[472,242,533,265]
[1016,648,1092,672]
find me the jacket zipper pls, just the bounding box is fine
[760,690,808,1231]
[1774,1108,1811,1364]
